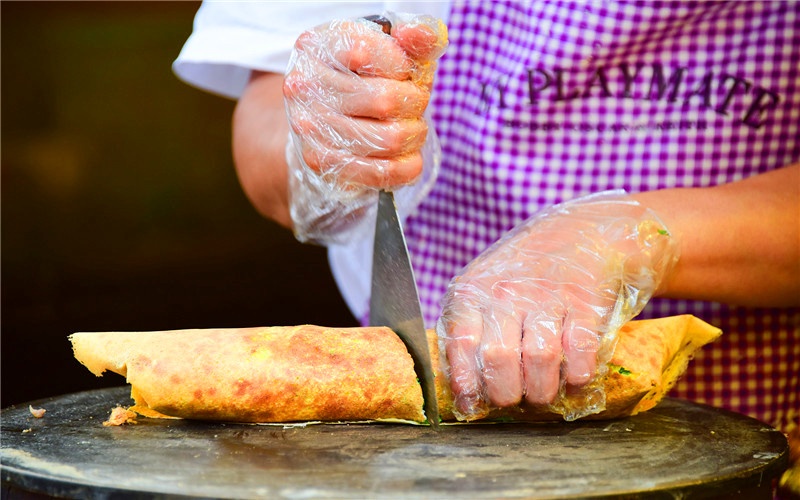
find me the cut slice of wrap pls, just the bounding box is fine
[70,315,721,424]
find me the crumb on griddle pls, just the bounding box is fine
[29,405,46,418]
[103,406,138,426]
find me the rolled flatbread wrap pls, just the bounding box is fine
[70,315,720,424]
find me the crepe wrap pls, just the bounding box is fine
[70,315,720,424]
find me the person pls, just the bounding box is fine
[174,1,799,430]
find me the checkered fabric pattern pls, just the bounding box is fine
[400,1,799,431]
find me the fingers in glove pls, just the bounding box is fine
[285,61,430,120]
[521,301,564,405]
[295,20,414,79]
[560,287,614,387]
[391,15,448,62]
[289,109,428,159]
[479,284,524,408]
[562,316,601,387]
[442,291,489,420]
[299,146,423,189]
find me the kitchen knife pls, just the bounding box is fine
[363,14,439,428]
[370,190,440,428]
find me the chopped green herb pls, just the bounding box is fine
[490,416,517,423]
[618,366,632,376]
[658,229,669,235]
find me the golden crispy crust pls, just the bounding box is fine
[72,326,424,422]
[71,315,720,423]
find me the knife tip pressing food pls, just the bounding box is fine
[370,190,440,428]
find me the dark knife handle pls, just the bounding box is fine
[363,15,392,35]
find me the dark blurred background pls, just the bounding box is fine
[1,1,357,408]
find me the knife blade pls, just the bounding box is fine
[370,190,440,428]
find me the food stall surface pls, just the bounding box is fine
[1,386,789,499]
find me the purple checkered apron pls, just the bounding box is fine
[399,1,799,432]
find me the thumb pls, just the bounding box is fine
[390,13,448,62]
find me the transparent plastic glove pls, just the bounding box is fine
[437,191,680,421]
[283,13,448,245]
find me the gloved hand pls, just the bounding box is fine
[283,13,448,245]
[437,191,680,421]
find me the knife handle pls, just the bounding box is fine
[363,15,392,35]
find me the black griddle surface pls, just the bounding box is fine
[0,387,789,499]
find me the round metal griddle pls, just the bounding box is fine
[0,387,789,499]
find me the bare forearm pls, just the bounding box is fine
[232,71,292,228]
[633,163,800,307]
